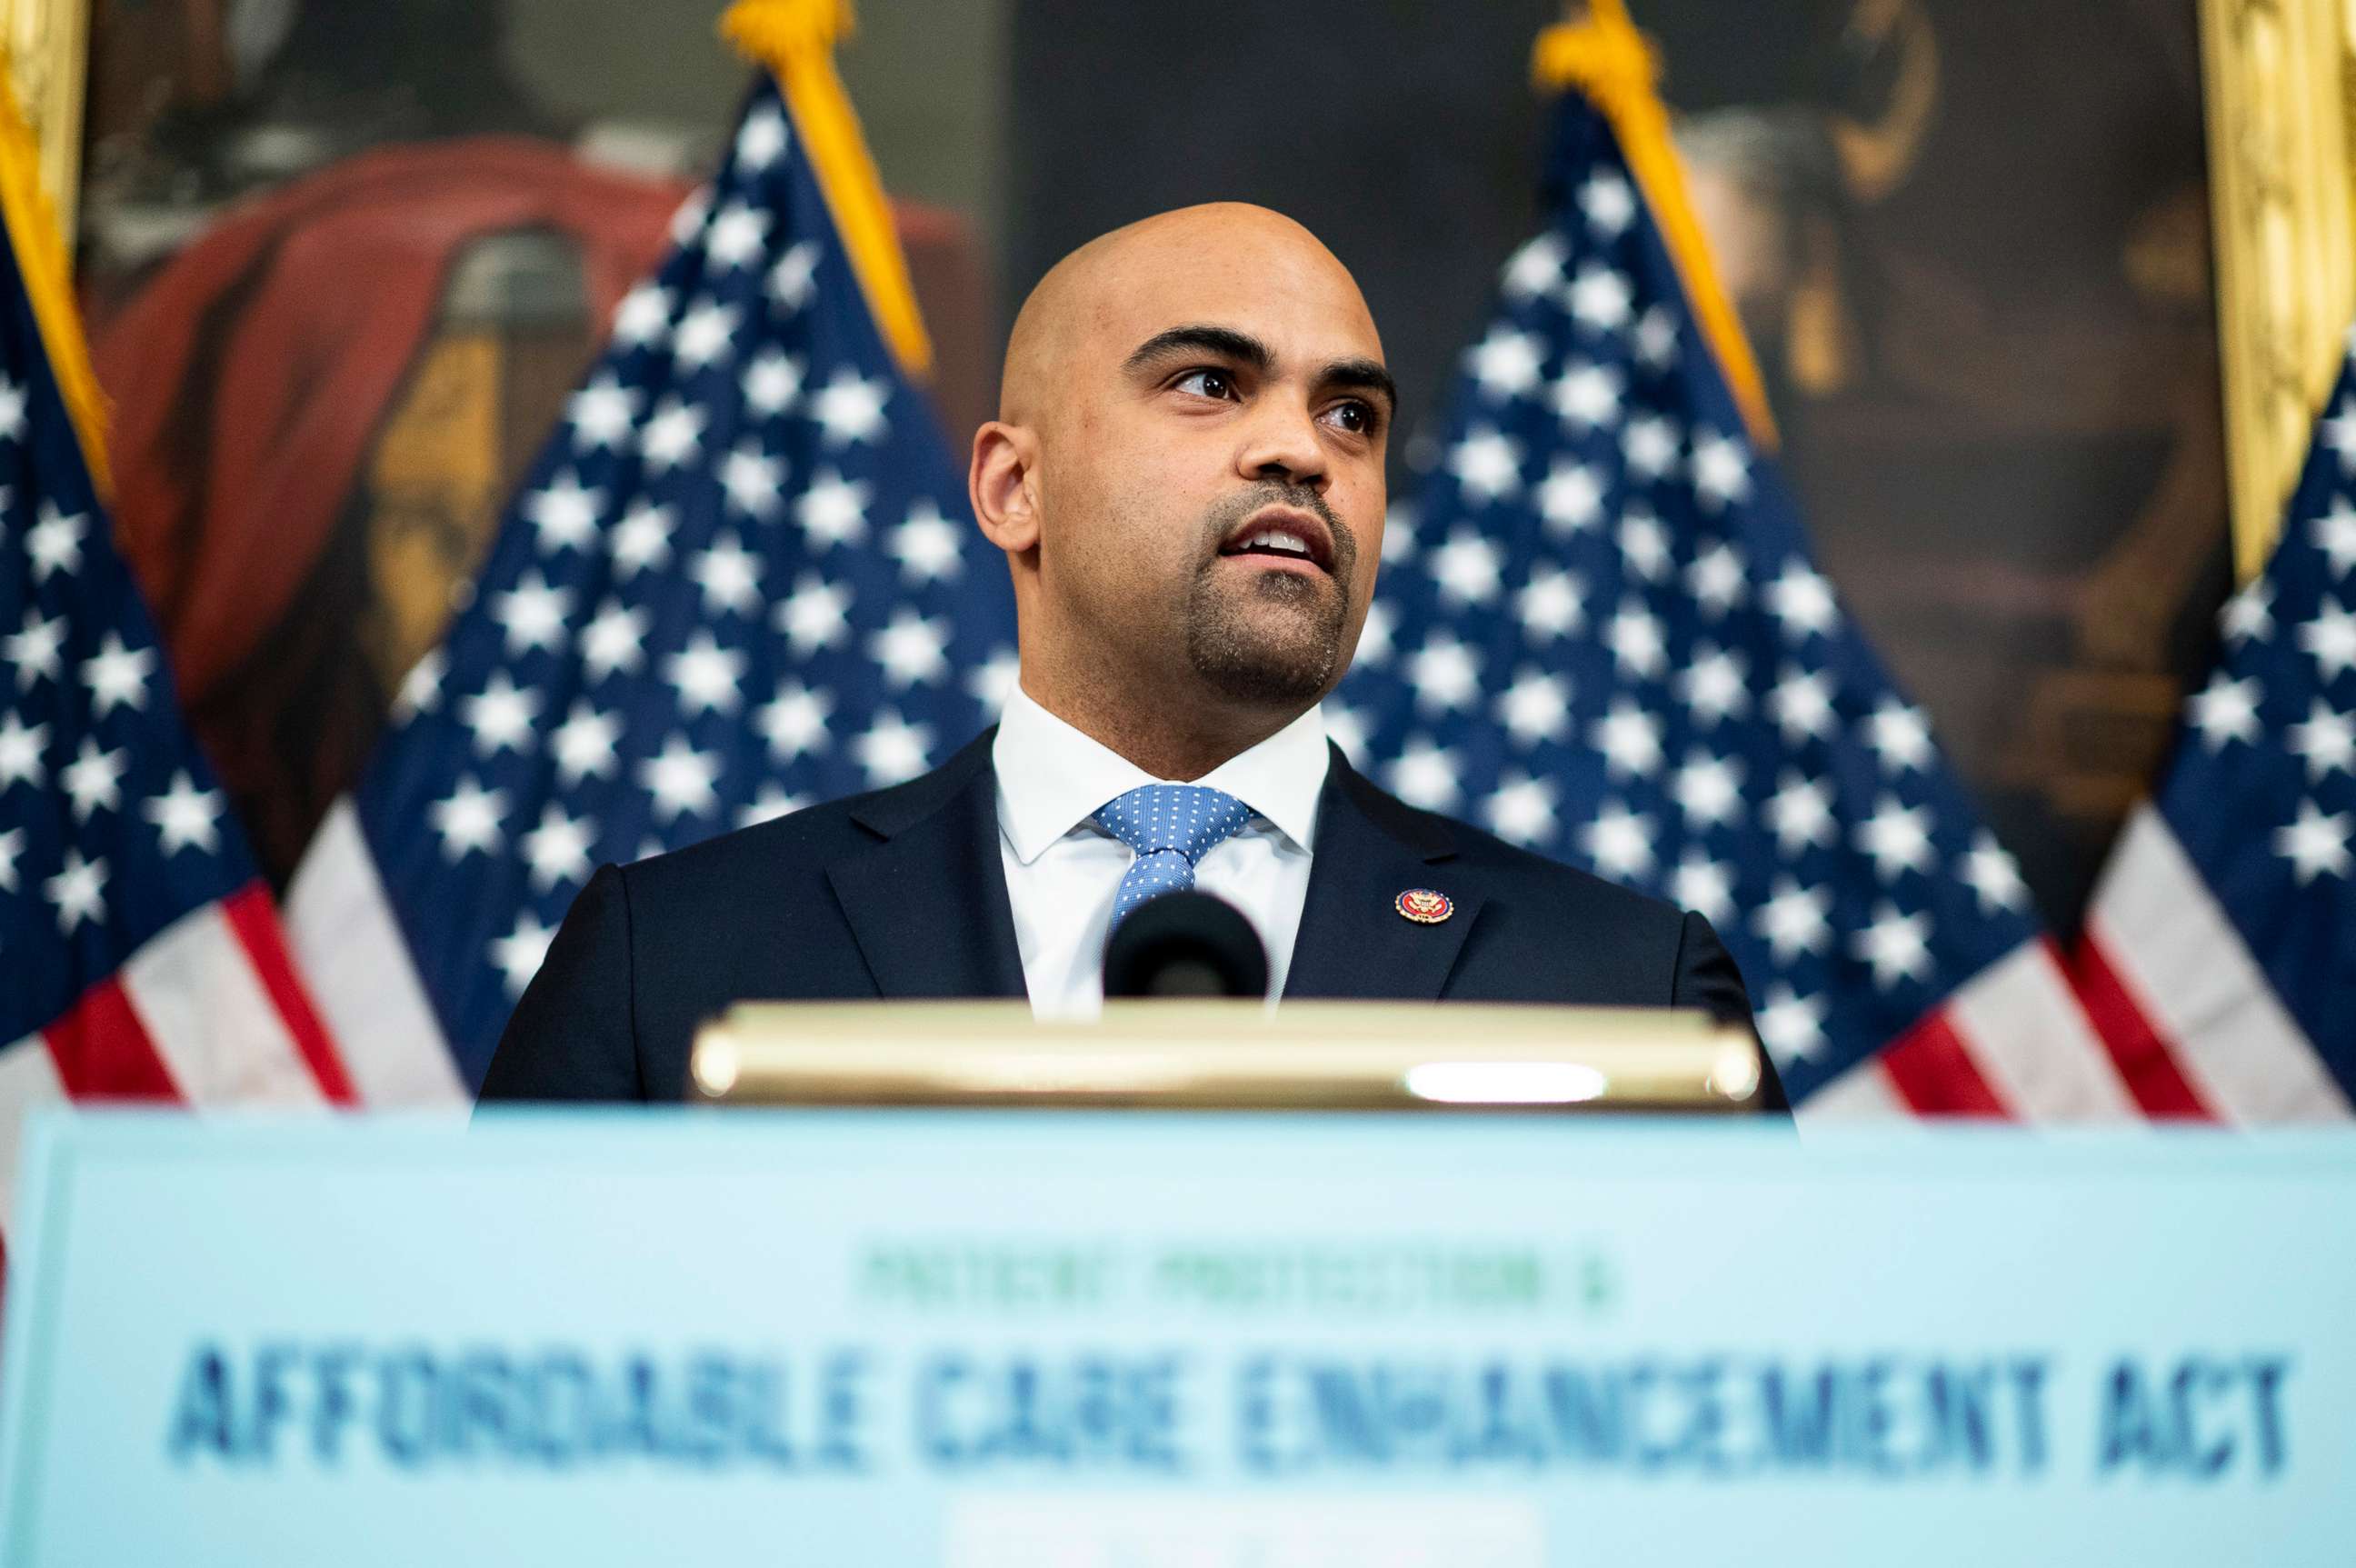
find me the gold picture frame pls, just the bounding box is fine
[0,0,85,245]
[2201,0,2356,576]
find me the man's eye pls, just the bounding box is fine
[1323,400,1373,434]
[1173,368,1235,400]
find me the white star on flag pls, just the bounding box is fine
[462,672,541,754]
[2188,673,2262,749]
[1388,738,1463,811]
[430,776,508,860]
[744,349,806,418]
[2274,800,2351,884]
[1567,263,1633,331]
[551,702,623,784]
[691,533,764,617]
[1536,459,1605,534]
[1764,774,1836,855]
[853,709,933,787]
[1466,326,1546,402]
[5,608,64,689]
[1550,362,1622,432]
[2287,700,2356,781]
[1483,773,1559,846]
[869,609,951,689]
[1431,529,1505,607]
[82,632,155,717]
[612,502,674,576]
[520,803,596,893]
[490,914,558,996]
[1854,904,1933,988]
[1753,877,1832,961]
[811,368,890,446]
[61,737,125,821]
[1592,698,1663,779]
[663,631,747,716]
[795,469,873,549]
[1448,427,1524,504]
[568,377,638,450]
[143,769,225,855]
[580,600,650,680]
[0,710,43,787]
[1407,633,1483,714]
[721,444,785,519]
[890,500,964,584]
[2297,598,2356,681]
[25,502,80,581]
[639,734,723,822]
[1578,174,1636,235]
[776,574,854,654]
[1580,800,1654,879]
[45,847,106,934]
[1514,566,1584,641]
[524,474,601,554]
[756,681,833,762]
[1755,984,1826,1067]
[1496,669,1572,745]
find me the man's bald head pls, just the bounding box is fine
[969,203,1394,781]
[1000,203,1383,429]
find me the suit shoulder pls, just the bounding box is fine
[615,730,997,900]
[621,793,872,894]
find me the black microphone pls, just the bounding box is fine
[1102,891,1271,999]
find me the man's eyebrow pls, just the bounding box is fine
[1122,325,1273,375]
[1320,356,1398,415]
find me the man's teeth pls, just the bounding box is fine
[1236,530,1310,555]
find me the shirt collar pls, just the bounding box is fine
[993,683,1330,866]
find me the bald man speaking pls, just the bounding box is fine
[480,204,1778,1106]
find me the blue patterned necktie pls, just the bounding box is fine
[1094,784,1255,929]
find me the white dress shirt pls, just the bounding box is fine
[993,684,1330,1018]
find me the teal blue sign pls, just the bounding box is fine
[2,1112,2350,1563]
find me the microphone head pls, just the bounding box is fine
[1101,890,1271,1000]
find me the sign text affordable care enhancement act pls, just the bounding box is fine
[169,1240,2291,1484]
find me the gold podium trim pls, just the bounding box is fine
[691,1001,1763,1113]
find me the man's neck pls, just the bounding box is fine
[1015,674,1306,783]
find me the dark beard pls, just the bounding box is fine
[1183,484,1357,705]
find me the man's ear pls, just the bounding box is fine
[969,422,1041,554]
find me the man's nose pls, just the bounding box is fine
[1234,396,1330,491]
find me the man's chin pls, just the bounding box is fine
[1186,602,1344,706]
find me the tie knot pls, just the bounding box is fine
[1093,784,1253,864]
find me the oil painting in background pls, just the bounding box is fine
[71,0,993,880]
[1657,0,2232,922]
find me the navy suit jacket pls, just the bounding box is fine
[479,730,1785,1109]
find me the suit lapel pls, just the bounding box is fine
[1283,749,1482,1001]
[825,731,1027,999]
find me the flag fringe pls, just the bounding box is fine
[1532,0,1779,450]
[720,0,934,379]
[0,45,110,493]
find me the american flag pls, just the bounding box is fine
[2071,345,2356,1122]
[0,156,350,1214]
[285,72,1015,1098]
[1334,22,2132,1117]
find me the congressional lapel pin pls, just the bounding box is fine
[1395,888,1453,925]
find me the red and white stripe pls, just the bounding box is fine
[284,799,468,1107]
[1805,806,2353,1125]
[0,884,356,1222]
[1800,937,2137,1124]
[2073,805,2350,1124]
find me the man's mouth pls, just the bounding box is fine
[1215,506,1337,575]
